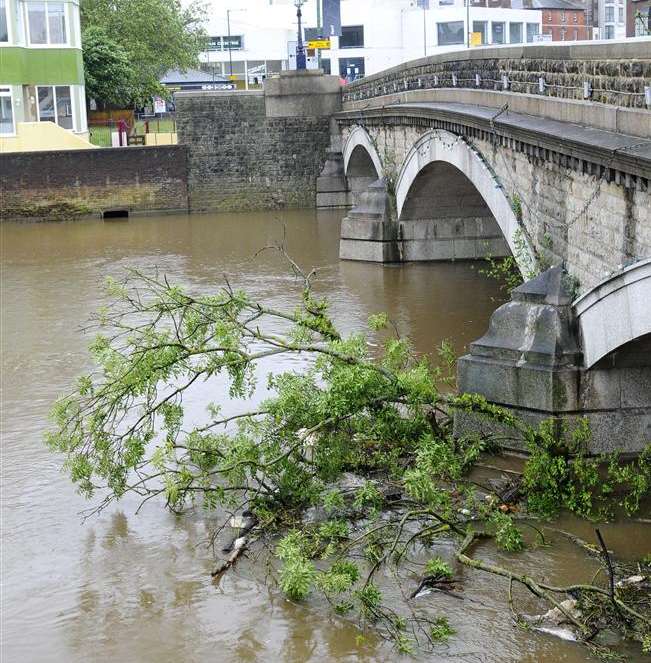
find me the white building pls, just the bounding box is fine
[598,0,627,38]
[197,0,543,85]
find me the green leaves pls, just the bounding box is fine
[276,531,316,601]
[81,0,208,107]
[490,512,525,552]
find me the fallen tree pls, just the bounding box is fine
[47,257,651,659]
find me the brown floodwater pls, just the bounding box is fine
[1,210,649,663]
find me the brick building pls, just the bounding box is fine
[525,0,591,39]
[627,0,651,35]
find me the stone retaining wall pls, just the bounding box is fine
[175,91,331,212]
[0,145,189,221]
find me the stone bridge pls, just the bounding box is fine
[316,42,651,453]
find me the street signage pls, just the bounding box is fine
[307,39,331,49]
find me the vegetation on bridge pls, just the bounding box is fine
[47,254,650,659]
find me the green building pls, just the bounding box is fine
[1,0,90,151]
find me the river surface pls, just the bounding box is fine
[1,210,649,663]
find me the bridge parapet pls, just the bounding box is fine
[343,42,651,112]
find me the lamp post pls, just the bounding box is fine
[295,0,306,70]
[226,8,246,79]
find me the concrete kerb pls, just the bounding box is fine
[394,129,535,276]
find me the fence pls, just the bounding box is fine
[88,113,177,147]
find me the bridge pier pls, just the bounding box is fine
[455,265,651,455]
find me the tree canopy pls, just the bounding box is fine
[47,256,651,658]
[81,0,207,107]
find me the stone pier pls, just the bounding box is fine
[455,266,651,454]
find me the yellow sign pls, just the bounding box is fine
[470,32,482,46]
[228,74,238,80]
[307,39,331,50]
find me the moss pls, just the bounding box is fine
[1,201,93,222]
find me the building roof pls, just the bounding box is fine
[514,0,585,8]
[160,69,229,85]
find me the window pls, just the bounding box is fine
[605,25,615,38]
[526,22,539,41]
[547,12,552,21]
[320,58,331,75]
[339,57,364,80]
[437,21,464,46]
[339,25,364,49]
[28,1,67,45]
[573,28,578,39]
[560,27,566,40]
[509,23,523,43]
[561,12,566,22]
[618,7,624,22]
[0,87,14,135]
[0,0,8,42]
[573,13,578,22]
[439,0,454,5]
[605,6,614,21]
[492,22,505,44]
[473,20,487,45]
[37,85,74,129]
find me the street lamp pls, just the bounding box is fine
[226,8,246,79]
[295,0,306,70]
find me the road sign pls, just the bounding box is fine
[307,39,331,49]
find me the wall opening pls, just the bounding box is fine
[398,160,511,262]
[103,209,129,219]
[346,145,380,204]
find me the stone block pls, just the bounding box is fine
[339,238,401,262]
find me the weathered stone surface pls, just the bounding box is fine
[342,43,651,110]
[0,145,189,221]
[455,266,651,454]
[175,91,330,212]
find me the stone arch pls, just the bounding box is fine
[574,259,651,369]
[395,130,535,273]
[342,126,384,202]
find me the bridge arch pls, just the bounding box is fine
[574,259,651,369]
[395,130,535,274]
[342,126,384,202]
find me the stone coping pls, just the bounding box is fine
[346,39,651,88]
[573,258,651,314]
[175,90,264,98]
[335,101,651,180]
[342,88,651,139]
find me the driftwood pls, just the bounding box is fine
[212,512,259,578]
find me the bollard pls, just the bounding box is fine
[538,77,545,93]
[475,73,480,87]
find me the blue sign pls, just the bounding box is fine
[323,0,341,37]
[417,0,430,8]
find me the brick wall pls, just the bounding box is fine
[1,145,189,220]
[175,92,331,212]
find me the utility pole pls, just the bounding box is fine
[466,0,471,48]
[423,7,427,57]
[316,0,322,69]
[295,0,306,70]
[227,9,233,77]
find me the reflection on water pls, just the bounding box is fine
[1,210,649,662]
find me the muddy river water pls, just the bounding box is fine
[1,210,649,662]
